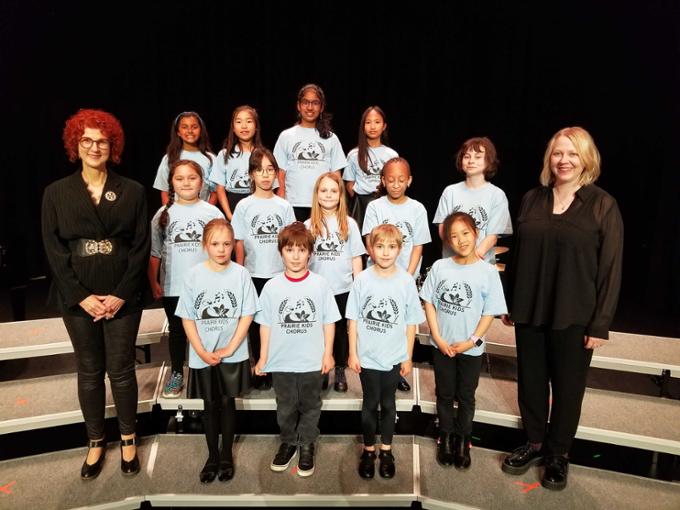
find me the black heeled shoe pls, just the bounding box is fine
[120,437,140,476]
[81,437,106,480]
[218,460,234,481]
[200,459,219,483]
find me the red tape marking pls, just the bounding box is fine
[514,481,540,493]
[0,481,16,495]
[28,327,46,336]
[15,398,28,406]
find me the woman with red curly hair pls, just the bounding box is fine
[41,109,150,480]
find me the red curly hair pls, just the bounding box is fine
[63,109,125,164]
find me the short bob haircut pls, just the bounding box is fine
[278,222,314,253]
[202,218,234,249]
[455,136,499,179]
[442,212,478,249]
[369,224,403,249]
[540,126,601,187]
[248,147,280,192]
[63,109,125,164]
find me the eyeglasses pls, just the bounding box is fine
[254,167,276,175]
[299,99,321,107]
[79,137,110,150]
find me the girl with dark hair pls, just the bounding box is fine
[273,83,347,220]
[148,160,224,398]
[153,111,216,205]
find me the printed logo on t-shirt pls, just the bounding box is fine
[229,169,251,193]
[293,141,326,162]
[194,290,239,331]
[313,232,345,261]
[167,219,205,253]
[452,205,489,231]
[250,214,284,244]
[381,219,414,244]
[365,156,384,176]
[278,297,317,334]
[360,295,399,334]
[435,280,472,315]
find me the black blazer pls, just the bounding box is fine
[41,170,150,317]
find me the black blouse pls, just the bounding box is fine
[508,185,623,339]
[41,170,150,317]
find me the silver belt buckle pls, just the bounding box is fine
[98,240,113,255]
[85,240,99,255]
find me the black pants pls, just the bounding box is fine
[162,296,186,374]
[272,371,323,445]
[515,323,593,455]
[202,396,236,462]
[293,206,311,222]
[248,277,270,364]
[62,311,142,440]
[432,349,483,436]
[359,365,400,446]
[333,292,349,367]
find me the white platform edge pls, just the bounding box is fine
[145,493,416,507]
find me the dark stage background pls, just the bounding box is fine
[1,1,678,335]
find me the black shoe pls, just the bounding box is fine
[257,374,272,391]
[322,373,330,390]
[334,366,348,392]
[270,443,297,471]
[298,443,315,477]
[217,460,234,481]
[542,455,569,490]
[502,443,543,475]
[120,437,140,476]
[436,433,454,466]
[200,459,218,483]
[397,376,410,392]
[80,437,106,480]
[358,449,376,479]
[378,449,395,478]
[453,435,471,470]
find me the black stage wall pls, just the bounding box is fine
[1,1,678,335]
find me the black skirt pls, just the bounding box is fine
[188,360,251,400]
[350,193,378,230]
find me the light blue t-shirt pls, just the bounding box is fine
[420,257,507,356]
[343,145,399,196]
[273,125,348,207]
[362,196,432,276]
[150,201,224,296]
[209,148,252,194]
[153,150,215,201]
[175,262,260,369]
[433,181,512,263]
[346,267,425,371]
[255,272,341,373]
[304,216,366,295]
[231,195,296,278]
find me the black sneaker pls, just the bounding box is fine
[378,449,395,478]
[501,443,543,475]
[297,443,315,477]
[270,443,297,472]
[358,449,377,479]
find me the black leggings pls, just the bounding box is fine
[62,311,142,440]
[248,277,270,364]
[202,396,237,462]
[333,292,349,367]
[359,365,401,446]
[162,296,186,374]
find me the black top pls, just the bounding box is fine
[41,170,150,317]
[508,184,623,339]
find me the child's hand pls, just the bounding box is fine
[500,314,514,327]
[150,282,163,301]
[254,359,267,376]
[321,354,335,374]
[451,341,473,355]
[215,342,236,359]
[348,354,361,373]
[436,339,453,357]
[400,360,413,377]
[200,350,221,366]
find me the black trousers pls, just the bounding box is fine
[272,371,323,445]
[432,349,483,436]
[248,277,270,364]
[293,206,311,222]
[359,365,401,446]
[62,311,142,440]
[162,296,186,374]
[333,292,349,367]
[515,323,593,455]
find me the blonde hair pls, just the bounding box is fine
[308,172,350,241]
[540,126,601,187]
[202,218,234,248]
[369,224,403,249]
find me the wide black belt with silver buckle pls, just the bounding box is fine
[71,239,119,257]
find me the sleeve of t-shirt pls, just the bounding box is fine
[343,151,357,182]
[150,207,164,258]
[273,132,288,171]
[348,218,367,257]
[322,282,342,324]
[329,134,348,171]
[412,203,432,245]
[433,187,452,224]
[231,202,247,240]
[208,152,227,186]
[482,267,508,316]
[284,202,297,224]
[404,277,426,325]
[153,155,171,191]
[241,269,261,316]
[254,281,273,326]
[345,277,361,320]
[487,188,513,236]
[418,262,437,304]
[175,272,197,320]
[361,201,379,236]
